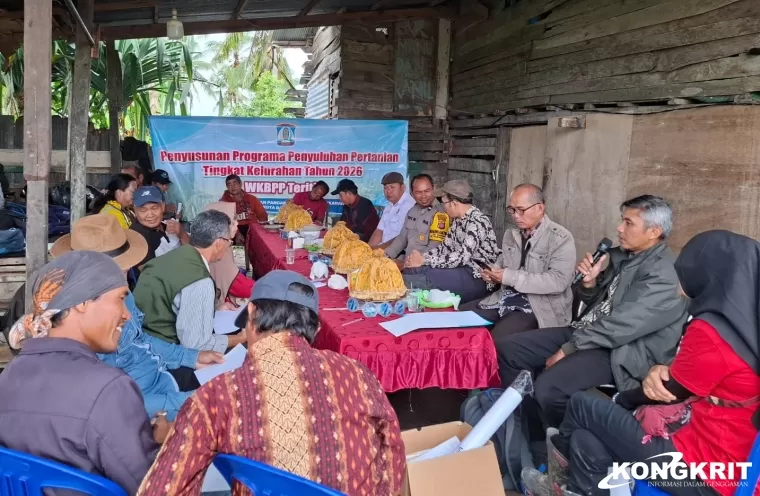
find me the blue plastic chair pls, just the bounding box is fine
[632,432,760,496]
[0,447,126,496]
[213,454,345,496]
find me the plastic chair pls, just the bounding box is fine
[213,454,345,496]
[632,432,760,496]
[0,447,126,496]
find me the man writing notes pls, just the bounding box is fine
[368,172,416,249]
[385,173,450,265]
[333,178,380,242]
[292,181,330,224]
[461,184,576,343]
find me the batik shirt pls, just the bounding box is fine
[137,333,405,496]
[423,206,501,283]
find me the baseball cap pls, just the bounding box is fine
[381,172,404,185]
[331,178,358,195]
[234,270,319,328]
[433,179,472,199]
[152,169,172,185]
[133,186,164,207]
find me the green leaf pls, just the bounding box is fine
[156,38,165,85]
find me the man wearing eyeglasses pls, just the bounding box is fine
[135,210,248,355]
[461,184,576,343]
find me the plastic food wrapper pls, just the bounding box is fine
[310,261,329,281]
[425,289,462,310]
[287,230,299,239]
[458,370,534,451]
[328,274,349,290]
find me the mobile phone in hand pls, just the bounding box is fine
[475,259,492,270]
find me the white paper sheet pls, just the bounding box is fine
[379,311,492,337]
[313,281,327,288]
[407,436,461,464]
[213,306,246,335]
[201,465,231,493]
[194,344,248,385]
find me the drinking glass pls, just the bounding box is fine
[406,292,420,313]
[285,248,295,265]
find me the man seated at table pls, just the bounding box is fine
[461,184,576,342]
[333,178,379,242]
[131,186,188,270]
[368,171,416,249]
[0,251,167,495]
[385,173,449,266]
[134,210,248,354]
[137,270,405,496]
[221,174,268,240]
[498,195,688,429]
[292,180,330,224]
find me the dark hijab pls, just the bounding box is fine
[675,230,760,374]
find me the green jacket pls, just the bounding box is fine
[563,240,688,391]
[133,245,210,344]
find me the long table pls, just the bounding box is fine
[246,223,500,393]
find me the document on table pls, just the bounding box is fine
[213,305,246,335]
[380,311,492,337]
[194,344,248,385]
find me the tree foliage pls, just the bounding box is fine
[229,72,291,118]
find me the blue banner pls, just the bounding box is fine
[148,116,408,220]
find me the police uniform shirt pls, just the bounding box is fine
[384,200,450,259]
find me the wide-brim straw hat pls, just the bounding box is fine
[50,214,148,271]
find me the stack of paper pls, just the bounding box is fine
[194,344,248,385]
[213,306,246,335]
[379,311,492,337]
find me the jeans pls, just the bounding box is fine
[497,326,614,427]
[460,299,539,348]
[555,392,717,496]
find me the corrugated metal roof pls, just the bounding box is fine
[273,28,317,43]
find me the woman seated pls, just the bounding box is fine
[526,230,760,496]
[92,173,138,228]
[402,179,500,303]
[203,201,254,309]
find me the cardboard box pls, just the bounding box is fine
[401,421,504,496]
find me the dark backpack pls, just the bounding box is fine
[461,388,534,492]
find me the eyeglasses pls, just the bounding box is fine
[507,203,541,216]
[218,237,234,245]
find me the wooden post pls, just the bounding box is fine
[68,0,94,224]
[434,18,451,120]
[23,0,53,309]
[106,40,123,174]
[491,126,511,241]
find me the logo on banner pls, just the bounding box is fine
[277,124,296,146]
[598,452,752,490]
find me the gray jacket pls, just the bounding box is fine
[562,240,688,391]
[479,215,576,328]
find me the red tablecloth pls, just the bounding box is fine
[246,224,501,392]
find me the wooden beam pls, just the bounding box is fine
[23,0,52,309]
[106,40,123,175]
[298,0,325,17]
[435,18,451,119]
[68,0,94,224]
[371,0,399,11]
[94,1,158,11]
[102,7,454,39]
[232,0,249,19]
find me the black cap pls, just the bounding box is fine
[381,172,404,185]
[331,178,358,195]
[152,169,172,185]
[234,270,319,328]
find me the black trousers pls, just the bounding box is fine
[554,392,718,496]
[497,326,613,427]
[460,299,539,349]
[402,266,489,305]
[169,366,201,392]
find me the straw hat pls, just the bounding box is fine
[50,214,148,270]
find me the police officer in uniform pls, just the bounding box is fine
[385,174,450,267]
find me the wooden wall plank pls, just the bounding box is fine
[448,157,494,173]
[627,106,760,251]
[506,126,548,192]
[544,113,633,255]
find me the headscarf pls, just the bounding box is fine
[8,251,127,349]
[674,230,760,374]
[203,201,241,309]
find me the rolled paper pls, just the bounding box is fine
[457,370,534,452]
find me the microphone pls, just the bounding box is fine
[573,237,613,285]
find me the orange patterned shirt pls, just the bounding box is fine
[137,333,405,496]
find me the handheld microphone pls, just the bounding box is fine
[573,237,613,284]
